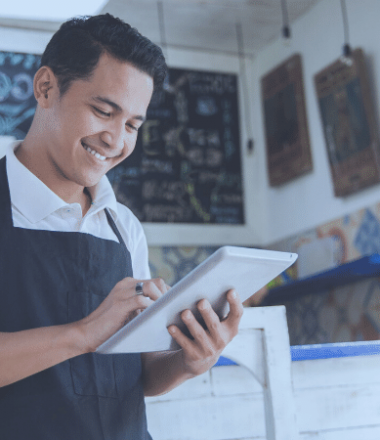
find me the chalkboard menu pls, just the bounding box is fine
[108,68,244,224]
[0,52,40,139]
[0,52,244,224]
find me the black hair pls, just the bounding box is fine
[40,13,167,96]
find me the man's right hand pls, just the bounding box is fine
[0,277,168,387]
[77,277,169,353]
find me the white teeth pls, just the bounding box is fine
[82,143,106,161]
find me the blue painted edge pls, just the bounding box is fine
[290,341,380,361]
[214,341,380,366]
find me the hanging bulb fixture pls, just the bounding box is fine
[280,0,291,44]
[282,26,291,40]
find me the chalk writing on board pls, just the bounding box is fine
[108,67,244,224]
[0,52,40,139]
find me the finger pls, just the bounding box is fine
[153,277,168,294]
[119,295,154,326]
[133,294,155,309]
[144,278,168,297]
[223,289,243,327]
[130,294,155,310]
[180,309,211,347]
[168,325,196,352]
[197,300,224,343]
[134,279,164,301]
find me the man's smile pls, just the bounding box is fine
[81,141,107,161]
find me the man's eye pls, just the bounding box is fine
[127,123,139,131]
[94,107,110,117]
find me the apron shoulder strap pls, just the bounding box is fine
[104,208,134,277]
[0,156,13,229]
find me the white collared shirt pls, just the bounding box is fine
[6,142,150,280]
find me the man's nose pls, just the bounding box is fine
[100,121,125,151]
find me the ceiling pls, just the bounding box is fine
[0,0,323,57]
[102,0,324,57]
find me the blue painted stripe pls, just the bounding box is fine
[214,341,380,366]
[291,341,380,361]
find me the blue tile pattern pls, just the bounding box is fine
[354,209,380,255]
[364,279,380,334]
[285,292,329,345]
[149,246,217,285]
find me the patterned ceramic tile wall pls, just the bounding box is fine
[268,202,380,345]
[148,246,217,286]
[284,279,380,345]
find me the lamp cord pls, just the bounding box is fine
[157,1,169,60]
[340,0,351,56]
[236,22,254,154]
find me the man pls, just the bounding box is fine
[0,13,243,440]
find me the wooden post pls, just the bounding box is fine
[222,306,299,440]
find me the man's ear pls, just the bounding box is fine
[34,66,59,108]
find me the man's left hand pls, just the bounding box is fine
[168,289,243,376]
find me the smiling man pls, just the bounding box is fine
[0,13,243,440]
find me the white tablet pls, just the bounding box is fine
[96,246,297,353]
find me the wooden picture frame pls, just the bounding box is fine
[315,48,380,197]
[261,54,312,186]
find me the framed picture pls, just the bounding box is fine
[315,48,380,197]
[261,54,312,186]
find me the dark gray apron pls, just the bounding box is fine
[0,156,152,440]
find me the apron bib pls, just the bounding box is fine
[0,157,152,440]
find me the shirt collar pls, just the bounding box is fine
[6,141,119,224]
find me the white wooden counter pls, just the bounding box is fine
[145,306,380,440]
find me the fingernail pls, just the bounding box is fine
[168,326,176,334]
[198,300,208,310]
[231,290,237,298]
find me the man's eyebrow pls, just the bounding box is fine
[92,96,122,112]
[91,96,146,121]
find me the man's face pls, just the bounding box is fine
[46,52,154,188]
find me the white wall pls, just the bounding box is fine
[0,26,52,54]
[253,0,380,245]
[0,24,263,245]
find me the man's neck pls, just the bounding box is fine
[15,138,92,217]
